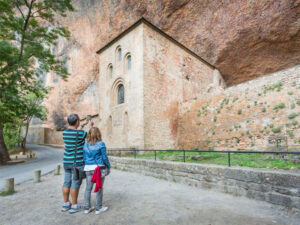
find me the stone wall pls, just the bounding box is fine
[178,65,300,150]
[143,23,218,149]
[110,157,300,210]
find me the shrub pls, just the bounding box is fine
[213,116,217,122]
[288,91,293,95]
[273,103,285,110]
[286,129,294,138]
[238,109,242,115]
[292,120,298,126]
[272,126,282,134]
[291,103,296,109]
[288,113,298,120]
[296,100,300,106]
[262,108,266,112]
[196,122,201,126]
[247,105,251,108]
[216,109,220,114]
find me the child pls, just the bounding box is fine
[83,127,111,214]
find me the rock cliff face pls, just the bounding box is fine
[45,0,300,129]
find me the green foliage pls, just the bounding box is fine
[296,100,300,106]
[286,129,294,138]
[237,109,242,115]
[288,91,293,95]
[273,103,285,110]
[247,105,251,108]
[264,82,282,93]
[292,120,298,126]
[213,116,217,122]
[196,122,201,126]
[272,126,282,134]
[0,0,74,160]
[262,107,266,112]
[291,103,296,109]
[216,109,220,114]
[288,113,298,120]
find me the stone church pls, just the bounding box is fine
[95,18,225,149]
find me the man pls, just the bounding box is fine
[61,113,92,213]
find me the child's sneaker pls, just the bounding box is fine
[61,202,71,212]
[84,207,95,214]
[95,206,108,215]
[69,205,83,214]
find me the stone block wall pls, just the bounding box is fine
[110,157,300,210]
[178,65,300,150]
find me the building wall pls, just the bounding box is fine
[178,65,300,150]
[97,24,145,149]
[142,24,216,149]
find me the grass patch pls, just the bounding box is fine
[124,151,300,170]
[0,190,15,197]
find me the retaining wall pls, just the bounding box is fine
[110,157,300,210]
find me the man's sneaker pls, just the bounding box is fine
[95,206,108,215]
[61,202,71,212]
[84,207,95,214]
[69,205,83,214]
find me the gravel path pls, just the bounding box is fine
[0,169,299,225]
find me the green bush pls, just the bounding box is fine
[272,126,282,134]
[213,116,217,122]
[291,103,296,109]
[273,103,285,110]
[286,129,294,138]
[238,109,242,115]
[262,107,266,112]
[288,113,298,120]
[292,120,298,126]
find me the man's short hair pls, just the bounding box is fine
[67,114,79,126]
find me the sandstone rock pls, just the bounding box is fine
[44,0,300,130]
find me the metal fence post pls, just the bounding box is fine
[155,150,157,161]
[183,150,186,162]
[228,152,231,167]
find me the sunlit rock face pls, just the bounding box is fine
[44,0,300,129]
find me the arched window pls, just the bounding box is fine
[117,84,124,104]
[127,55,132,70]
[117,47,122,61]
[108,64,113,78]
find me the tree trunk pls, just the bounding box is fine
[22,119,30,154]
[0,122,10,165]
[22,117,32,153]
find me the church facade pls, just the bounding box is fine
[96,18,225,149]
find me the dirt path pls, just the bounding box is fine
[0,169,299,225]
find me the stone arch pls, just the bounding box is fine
[111,78,125,106]
[115,45,122,63]
[107,63,113,79]
[124,52,132,73]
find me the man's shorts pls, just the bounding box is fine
[63,165,84,190]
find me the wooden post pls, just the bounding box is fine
[34,170,41,183]
[5,178,14,192]
[55,165,61,175]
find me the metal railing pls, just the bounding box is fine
[107,148,300,167]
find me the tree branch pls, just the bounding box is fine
[15,0,25,20]
[19,0,35,60]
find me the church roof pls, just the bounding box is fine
[96,17,215,69]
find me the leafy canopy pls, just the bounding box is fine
[0,0,74,124]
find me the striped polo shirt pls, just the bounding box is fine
[62,129,87,166]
